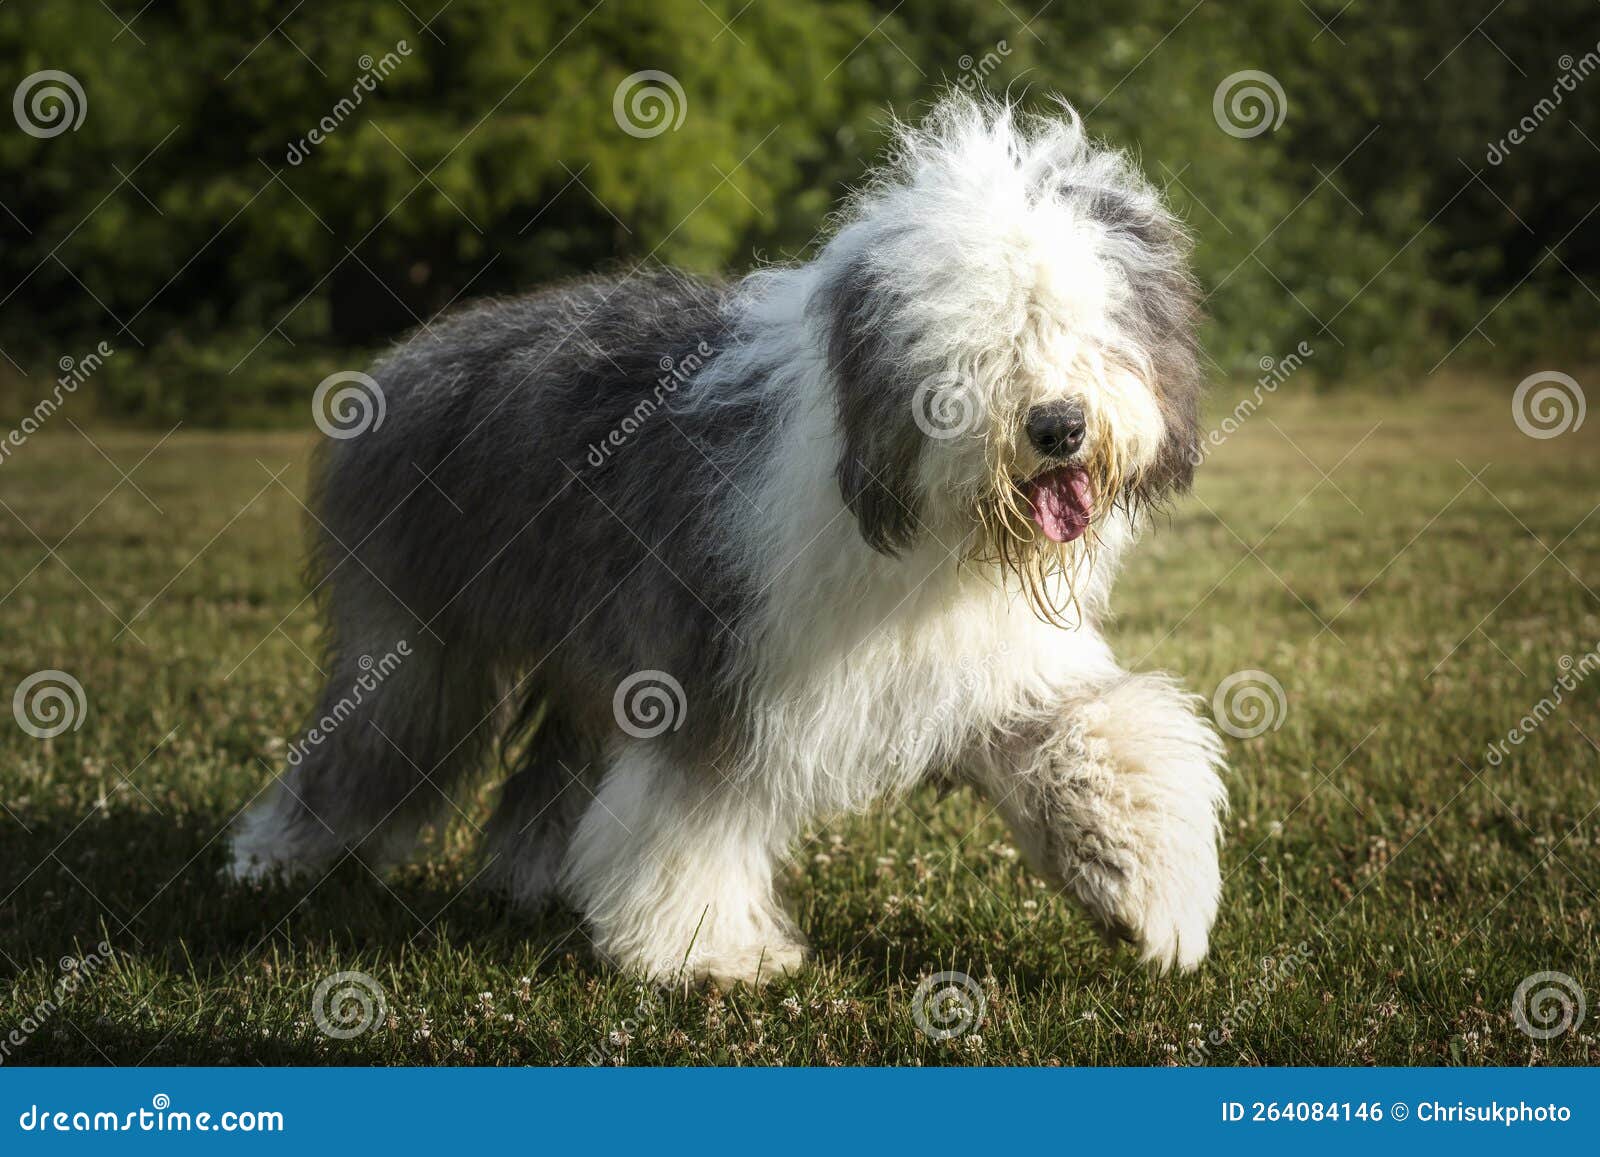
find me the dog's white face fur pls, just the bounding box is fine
[800,96,1203,624]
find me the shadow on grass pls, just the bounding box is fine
[0,807,601,981]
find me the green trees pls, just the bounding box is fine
[1,0,1594,421]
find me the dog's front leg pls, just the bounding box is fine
[560,743,808,988]
[969,673,1228,972]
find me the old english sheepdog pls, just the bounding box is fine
[228,93,1227,986]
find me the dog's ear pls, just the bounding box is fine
[813,255,924,555]
[1146,369,1201,497]
[1115,199,1204,503]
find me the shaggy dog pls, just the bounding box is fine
[229,93,1227,986]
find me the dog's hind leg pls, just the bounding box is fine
[560,744,808,987]
[227,602,499,883]
[480,710,602,910]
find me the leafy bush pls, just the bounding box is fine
[1,0,1595,423]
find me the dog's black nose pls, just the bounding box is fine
[1025,402,1087,459]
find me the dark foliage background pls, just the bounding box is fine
[1,0,1596,423]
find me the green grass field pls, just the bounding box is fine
[2,372,1596,1066]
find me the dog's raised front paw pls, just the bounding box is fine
[1120,848,1220,973]
[1065,831,1220,974]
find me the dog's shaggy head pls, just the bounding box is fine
[811,93,1202,622]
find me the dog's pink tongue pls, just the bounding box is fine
[1025,466,1094,543]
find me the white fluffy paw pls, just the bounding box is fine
[223,797,342,885]
[1086,678,1227,973]
[1116,837,1221,974]
[222,842,325,885]
[602,937,811,989]
[1060,770,1224,974]
[993,675,1228,974]
[1063,824,1220,975]
[683,940,811,989]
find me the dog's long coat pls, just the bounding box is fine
[231,94,1227,985]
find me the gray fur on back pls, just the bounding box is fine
[313,270,765,753]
